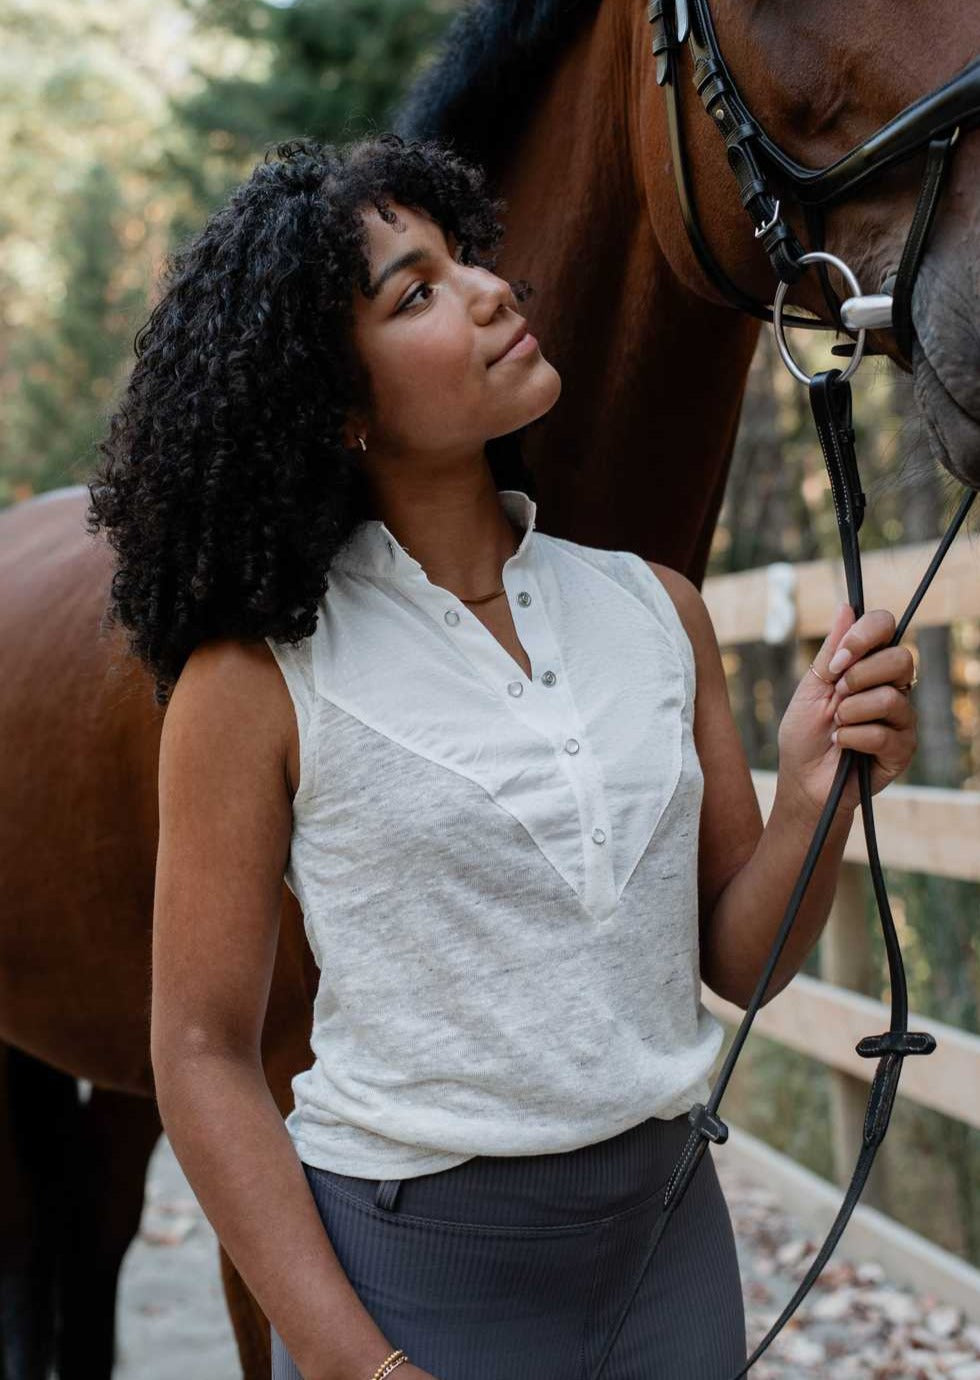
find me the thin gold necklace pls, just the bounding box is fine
[461,585,507,605]
[404,530,519,604]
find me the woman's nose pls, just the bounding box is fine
[477,271,518,318]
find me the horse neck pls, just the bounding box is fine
[490,0,761,581]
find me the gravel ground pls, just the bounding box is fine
[114,1133,239,1377]
[115,1135,980,1379]
[715,1157,980,1380]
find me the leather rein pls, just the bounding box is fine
[588,5,980,1375]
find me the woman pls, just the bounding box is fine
[87,133,917,1380]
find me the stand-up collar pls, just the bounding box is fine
[331,489,538,585]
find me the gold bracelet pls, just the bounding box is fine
[371,1349,408,1380]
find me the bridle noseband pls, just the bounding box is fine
[588,6,979,1377]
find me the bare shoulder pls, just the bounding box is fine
[171,637,287,729]
[640,559,716,664]
[165,637,295,798]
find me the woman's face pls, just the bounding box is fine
[345,200,561,465]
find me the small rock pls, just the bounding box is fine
[856,1260,886,1284]
[140,1213,197,1246]
[818,1261,858,1290]
[864,1288,921,1325]
[809,1289,854,1321]
[908,1326,941,1350]
[926,1305,962,1338]
[158,1195,199,1216]
[744,1186,780,1209]
[775,1238,809,1267]
[779,1333,826,1365]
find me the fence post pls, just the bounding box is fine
[819,861,889,1210]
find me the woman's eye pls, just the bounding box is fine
[397,281,434,313]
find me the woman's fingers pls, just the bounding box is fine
[832,644,915,700]
[820,609,918,786]
[832,715,917,771]
[826,608,895,676]
[832,683,915,729]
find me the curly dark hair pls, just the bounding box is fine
[86,132,538,707]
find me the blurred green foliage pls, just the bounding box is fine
[0,0,458,497]
[172,0,456,157]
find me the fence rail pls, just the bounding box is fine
[697,545,980,1313]
[702,536,980,646]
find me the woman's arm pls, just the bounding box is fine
[150,639,400,1380]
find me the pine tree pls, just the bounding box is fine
[8,159,146,495]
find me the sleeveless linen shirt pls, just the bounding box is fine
[265,488,723,1179]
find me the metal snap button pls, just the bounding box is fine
[541,670,557,686]
[591,827,606,845]
[507,681,524,697]
[517,591,532,607]
[564,738,580,754]
[444,609,460,626]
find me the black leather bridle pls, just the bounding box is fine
[588,5,980,1377]
[649,0,980,358]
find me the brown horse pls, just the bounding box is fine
[1,0,976,1374]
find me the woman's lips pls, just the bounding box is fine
[491,330,539,364]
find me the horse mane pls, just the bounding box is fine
[392,0,603,178]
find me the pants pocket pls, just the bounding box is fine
[307,1162,671,1239]
[303,1169,599,1380]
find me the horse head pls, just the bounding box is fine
[641,0,980,488]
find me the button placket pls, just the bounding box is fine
[505,554,617,920]
[398,548,617,920]
[496,619,617,917]
[501,576,542,700]
[432,567,542,701]
[534,688,616,902]
[502,572,563,709]
[401,573,536,697]
[511,557,615,913]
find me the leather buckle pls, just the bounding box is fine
[662,1104,728,1209]
[855,1031,937,1058]
[688,1102,729,1144]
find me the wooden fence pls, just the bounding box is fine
[699,537,980,1318]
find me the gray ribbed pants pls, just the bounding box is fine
[270,1112,746,1379]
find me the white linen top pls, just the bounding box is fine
[265,488,723,1179]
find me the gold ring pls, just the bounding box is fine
[809,662,835,685]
